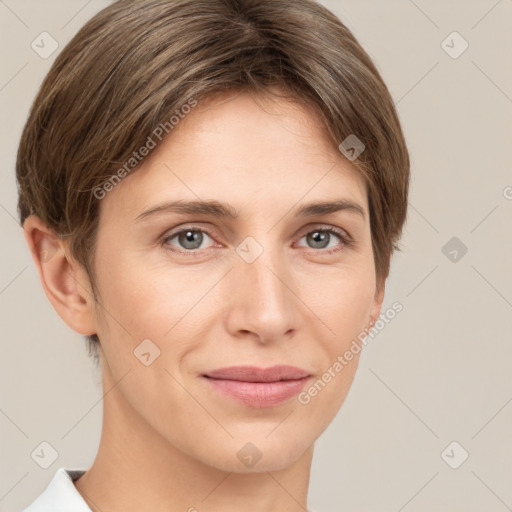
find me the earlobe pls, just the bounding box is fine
[23,215,97,336]
[369,278,386,327]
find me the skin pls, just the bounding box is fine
[24,90,385,512]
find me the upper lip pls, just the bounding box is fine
[203,365,311,383]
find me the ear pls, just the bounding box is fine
[369,276,386,327]
[23,215,97,336]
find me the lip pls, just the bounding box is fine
[202,365,312,408]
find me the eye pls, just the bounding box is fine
[296,227,352,254]
[161,225,353,256]
[162,227,216,253]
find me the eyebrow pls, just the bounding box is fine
[135,198,366,222]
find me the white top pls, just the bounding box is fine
[22,467,91,512]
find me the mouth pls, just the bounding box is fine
[202,365,312,408]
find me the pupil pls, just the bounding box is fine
[180,230,202,249]
[309,231,328,248]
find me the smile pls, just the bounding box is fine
[202,365,312,408]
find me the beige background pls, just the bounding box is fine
[1,1,511,511]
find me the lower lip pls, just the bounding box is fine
[203,376,311,408]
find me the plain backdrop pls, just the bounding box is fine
[1,1,511,511]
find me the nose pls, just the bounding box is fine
[224,241,298,344]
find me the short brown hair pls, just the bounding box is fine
[16,0,410,362]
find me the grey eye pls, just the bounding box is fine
[165,229,214,251]
[306,231,331,249]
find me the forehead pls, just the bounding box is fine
[99,91,368,223]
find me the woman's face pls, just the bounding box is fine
[90,91,384,472]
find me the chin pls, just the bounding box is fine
[196,432,313,474]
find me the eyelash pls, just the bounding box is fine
[160,225,354,257]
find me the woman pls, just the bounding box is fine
[18,0,410,510]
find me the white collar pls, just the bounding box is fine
[22,467,91,512]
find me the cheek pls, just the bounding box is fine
[91,260,201,413]
[92,254,213,364]
[298,262,376,337]
[94,250,169,328]
[294,271,374,418]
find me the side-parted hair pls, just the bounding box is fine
[16,0,410,361]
